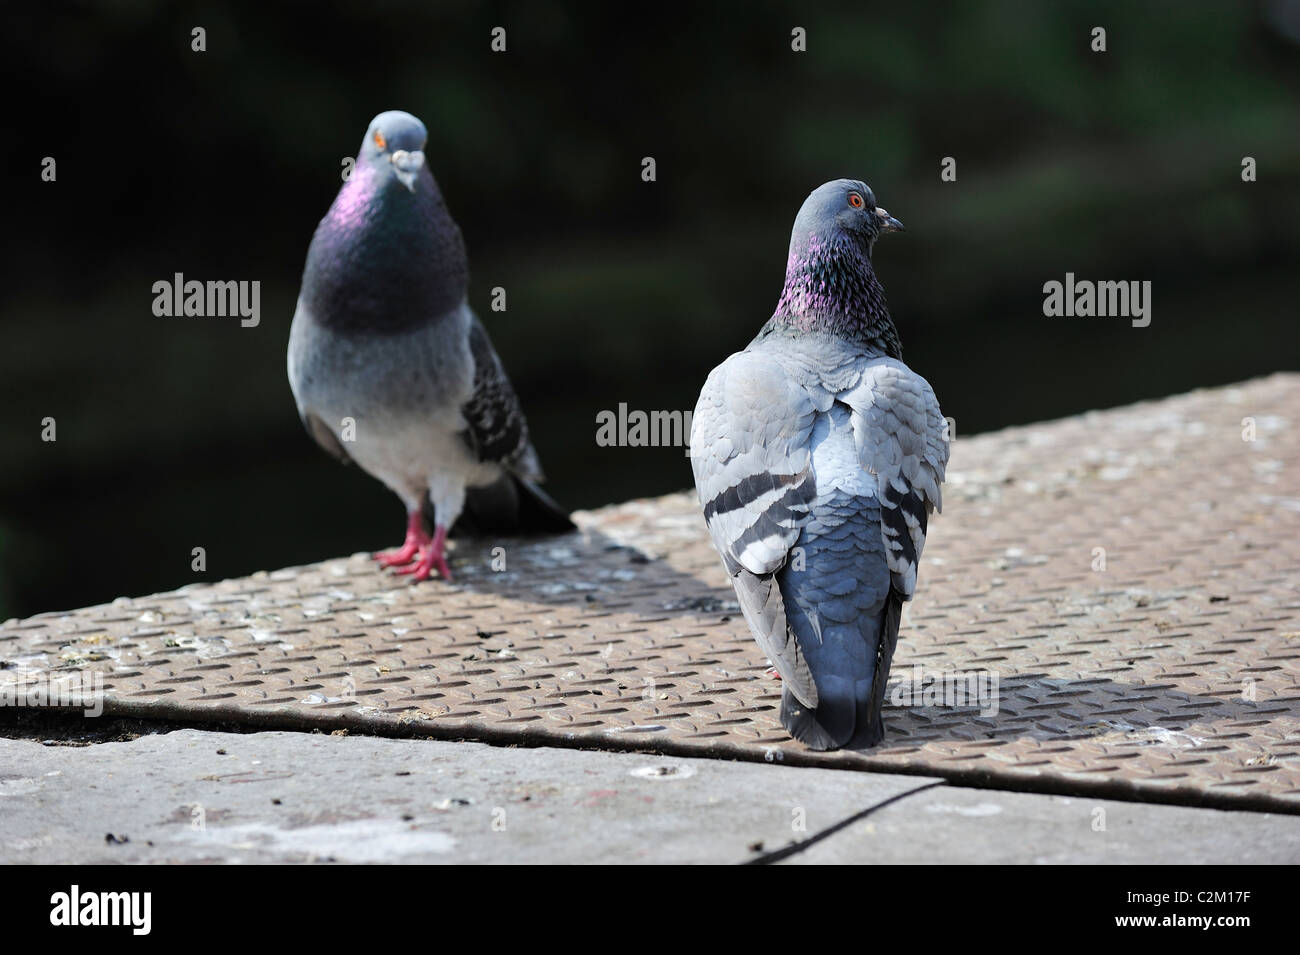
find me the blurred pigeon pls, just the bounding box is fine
[288,110,573,581]
[690,179,948,749]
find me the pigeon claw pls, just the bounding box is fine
[375,540,422,567]
[393,525,452,582]
[374,510,430,567]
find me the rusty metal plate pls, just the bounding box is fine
[3,375,1299,811]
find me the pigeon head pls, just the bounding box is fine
[763,178,904,359]
[790,179,905,255]
[360,110,429,193]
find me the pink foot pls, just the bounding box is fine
[375,510,430,567]
[394,525,452,582]
[765,666,782,680]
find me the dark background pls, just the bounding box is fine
[3,0,1298,619]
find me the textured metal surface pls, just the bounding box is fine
[3,374,1299,810]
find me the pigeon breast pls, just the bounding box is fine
[301,162,468,336]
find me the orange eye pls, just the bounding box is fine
[373,130,386,150]
[848,193,864,208]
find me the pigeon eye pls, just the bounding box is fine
[373,130,387,151]
[848,192,865,209]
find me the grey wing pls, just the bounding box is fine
[842,359,949,598]
[690,349,822,707]
[459,314,542,478]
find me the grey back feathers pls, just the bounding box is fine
[690,180,947,749]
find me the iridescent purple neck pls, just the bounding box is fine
[763,232,901,358]
[302,162,468,335]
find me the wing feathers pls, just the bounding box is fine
[844,360,948,598]
[460,315,539,476]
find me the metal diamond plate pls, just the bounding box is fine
[3,375,1299,811]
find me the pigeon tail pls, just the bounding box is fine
[438,473,575,536]
[499,474,576,534]
[776,492,894,750]
[778,610,890,750]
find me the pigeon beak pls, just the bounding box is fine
[876,207,905,233]
[390,149,425,193]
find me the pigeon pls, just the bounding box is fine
[689,179,948,750]
[287,110,573,581]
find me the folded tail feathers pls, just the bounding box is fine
[779,594,901,751]
[507,475,577,534]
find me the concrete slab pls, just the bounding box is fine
[4,727,1296,864]
[0,729,936,864]
[780,783,1300,865]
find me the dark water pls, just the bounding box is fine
[3,2,1299,618]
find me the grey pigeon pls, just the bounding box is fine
[288,110,573,581]
[690,179,948,750]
